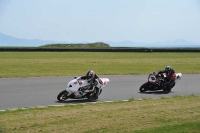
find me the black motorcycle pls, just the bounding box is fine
[139,73,182,93]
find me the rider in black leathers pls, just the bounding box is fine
[156,66,176,89]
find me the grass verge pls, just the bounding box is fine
[0,52,200,78]
[0,95,199,133]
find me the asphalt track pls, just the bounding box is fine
[0,74,200,110]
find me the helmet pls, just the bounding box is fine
[86,70,95,80]
[165,66,172,73]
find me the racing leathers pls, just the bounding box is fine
[79,74,102,99]
[156,69,176,89]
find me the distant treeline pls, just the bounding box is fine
[0,43,200,52]
[0,47,200,52]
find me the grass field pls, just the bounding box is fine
[0,95,199,133]
[0,52,200,78]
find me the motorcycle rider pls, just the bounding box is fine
[79,70,102,99]
[156,66,176,89]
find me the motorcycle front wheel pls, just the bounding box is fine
[86,92,97,102]
[163,82,175,92]
[57,90,69,101]
[139,82,149,92]
[171,82,176,89]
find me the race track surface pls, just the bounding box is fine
[0,74,199,110]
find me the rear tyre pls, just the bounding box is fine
[139,82,148,92]
[57,90,69,101]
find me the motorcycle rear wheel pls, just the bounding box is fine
[57,90,69,101]
[139,82,148,92]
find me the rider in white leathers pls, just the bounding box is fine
[79,70,103,99]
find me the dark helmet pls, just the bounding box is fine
[86,70,95,80]
[165,66,172,73]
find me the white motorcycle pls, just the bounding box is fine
[57,77,110,101]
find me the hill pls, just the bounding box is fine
[1,32,200,47]
[39,42,110,48]
[105,39,200,48]
[0,32,64,46]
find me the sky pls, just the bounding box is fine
[0,0,200,44]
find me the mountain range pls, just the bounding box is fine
[0,32,200,47]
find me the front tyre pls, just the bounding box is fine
[171,82,176,89]
[163,82,175,92]
[57,90,69,101]
[139,82,149,92]
[163,86,171,92]
[86,92,97,102]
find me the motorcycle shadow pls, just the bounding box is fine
[139,91,173,94]
[55,98,97,104]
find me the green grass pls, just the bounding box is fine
[134,122,200,133]
[0,52,200,78]
[0,95,199,133]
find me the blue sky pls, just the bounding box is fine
[0,0,200,43]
